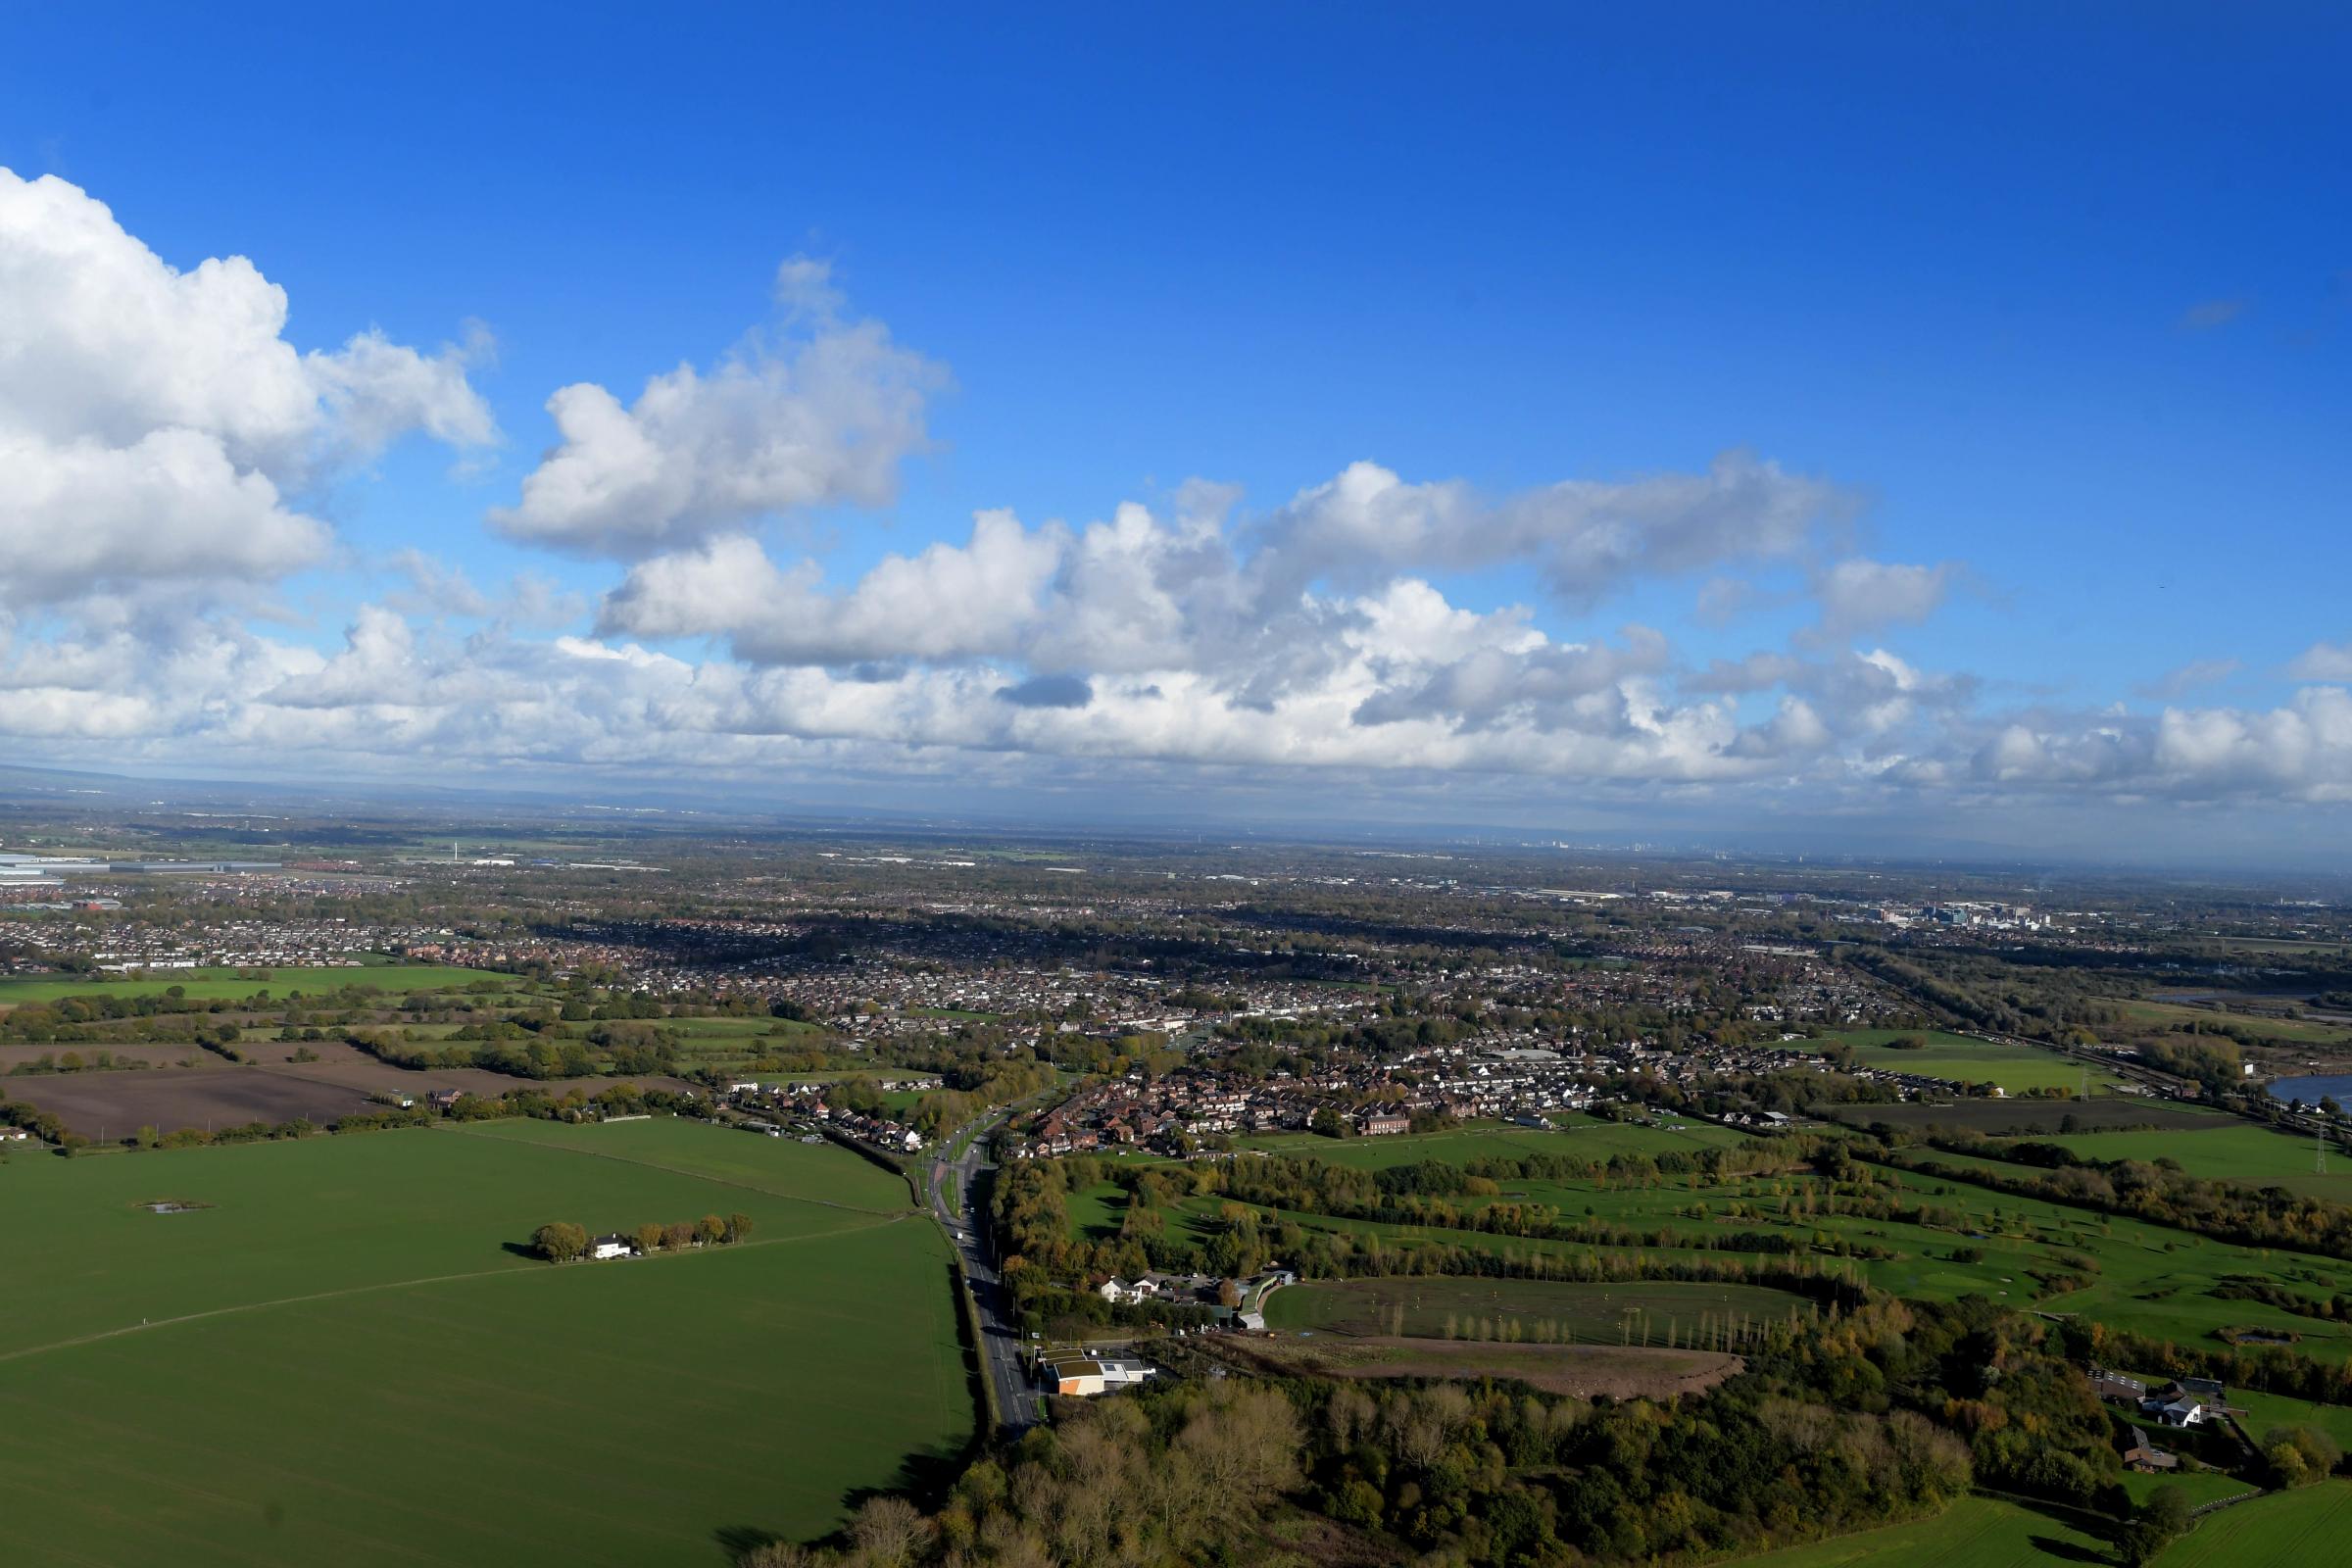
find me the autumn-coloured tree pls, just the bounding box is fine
[532,1221,588,1262]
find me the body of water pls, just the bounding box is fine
[2268,1074,2352,1104]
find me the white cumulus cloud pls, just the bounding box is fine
[491,259,946,557]
[0,167,494,607]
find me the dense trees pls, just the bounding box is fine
[2262,1424,2342,1489]
[2117,1485,2190,1565]
[533,1213,749,1260]
[741,1292,2084,1567]
[2056,1314,2352,1407]
[820,1060,1055,1140]
[990,1140,1919,1327]
[533,1221,588,1262]
[1882,1138,2352,1260]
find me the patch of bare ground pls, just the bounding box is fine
[2,1065,376,1136]
[1244,1501,1412,1567]
[5,1045,697,1137]
[1216,1335,1741,1399]
[254,1055,692,1099]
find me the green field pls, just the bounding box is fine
[1235,1117,1742,1171]
[1795,1030,2104,1095]
[1069,1180,1131,1241]
[658,1016,824,1038]
[0,1118,969,1564]
[1140,1140,2352,1361]
[456,1115,913,1211]
[1987,1121,2352,1201]
[2117,1469,2254,1510]
[0,963,516,1007]
[1826,1099,2229,1137]
[1734,1495,2109,1566]
[2153,1480,2352,1565]
[1264,1275,1813,1344]
[2227,1388,2352,1454]
[2111,999,2352,1046]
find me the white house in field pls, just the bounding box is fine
[588,1233,635,1260]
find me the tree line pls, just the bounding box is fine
[739,1290,2219,1567]
[531,1211,753,1260]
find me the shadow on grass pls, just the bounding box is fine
[710,1446,972,1563]
[499,1241,540,1259]
[711,1524,783,1559]
[2008,1494,2121,1565]
[709,1255,995,1564]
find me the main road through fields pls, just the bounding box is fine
[929,1100,1046,1433]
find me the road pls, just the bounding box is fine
[928,1101,1046,1433]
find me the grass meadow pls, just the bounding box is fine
[1103,1120,2352,1362]
[0,1117,969,1565]
[2150,1480,2352,1565]
[1986,1120,2352,1201]
[1793,1029,2108,1095]
[2116,1469,2253,1510]
[2226,1388,2352,1453]
[0,963,516,1007]
[1233,1117,1743,1171]
[1731,1495,2109,1566]
[2109,998,2352,1047]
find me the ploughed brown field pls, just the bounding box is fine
[1214,1335,1743,1400]
[1,1066,377,1135]
[1,1045,698,1137]
[230,1039,695,1096]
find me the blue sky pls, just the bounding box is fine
[2,4,2348,860]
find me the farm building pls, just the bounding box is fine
[1035,1348,1156,1398]
[589,1233,635,1260]
[2086,1366,2146,1405]
[2123,1428,2180,1473]
[2140,1377,2230,1428]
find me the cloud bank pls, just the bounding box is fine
[3,168,2349,847]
